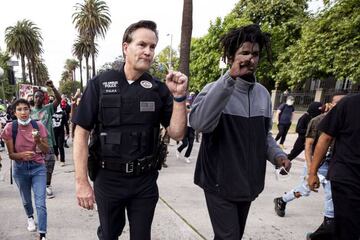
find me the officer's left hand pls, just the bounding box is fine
[165,71,188,97]
[275,155,291,174]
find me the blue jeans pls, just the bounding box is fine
[282,162,334,218]
[13,160,47,233]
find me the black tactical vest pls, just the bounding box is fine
[97,69,163,166]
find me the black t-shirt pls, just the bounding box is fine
[72,68,173,131]
[278,103,294,124]
[318,94,360,183]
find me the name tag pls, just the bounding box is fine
[140,101,155,112]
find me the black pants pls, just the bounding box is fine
[53,128,65,162]
[177,127,195,158]
[287,135,305,160]
[205,191,251,240]
[331,181,360,240]
[275,123,291,144]
[94,169,159,240]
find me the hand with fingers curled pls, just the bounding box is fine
[76,180,96,210]
[165,71,188,98]
[275,155,291,174]
[20,151,35,161]
[308,173,320,192]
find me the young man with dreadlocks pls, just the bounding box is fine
[190,24,291,239]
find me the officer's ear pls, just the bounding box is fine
[123,42,129,56]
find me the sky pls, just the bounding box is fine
[0,0,323,87]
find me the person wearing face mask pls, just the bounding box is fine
[275,96,295,149]
[1,99,49,240]
[189,24,291,239]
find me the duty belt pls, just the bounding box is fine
[100,155,157,176]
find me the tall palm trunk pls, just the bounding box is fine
[179,0,193,86]
[31,58,37,85]
[20,54,26,82]
[79,59,83,92]
[85,56,90,84]
[27,59,33,85]
[91,52,96,77]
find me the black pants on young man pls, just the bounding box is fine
[331,181,360,240]
[205,191,251,240]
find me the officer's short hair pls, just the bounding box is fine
[122,20,158,45]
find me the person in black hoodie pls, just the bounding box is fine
[52,105,69,167]
[287,102,323,161]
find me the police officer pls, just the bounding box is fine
[72,20,187,240]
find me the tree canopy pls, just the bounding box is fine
[188,0,359,92]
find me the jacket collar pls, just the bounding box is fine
[234,74,256,92]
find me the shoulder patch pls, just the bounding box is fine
[140,80,152,89]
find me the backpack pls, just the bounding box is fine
[12,119,39,152]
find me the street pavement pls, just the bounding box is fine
[0,132,327,240]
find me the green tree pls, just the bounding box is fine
[59,80,81,97]
[73,35,94,90]
[189,0,309,91]
[5,19,43,83]
[276,0,360,86]
[0,51,16,99]
[65,59,79,81]
[150,47,179,80]
[73,0,111,77]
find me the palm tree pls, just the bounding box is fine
[65,59,79,81]
[34,60,49,86]
[179,0,193,85]
[72,35,96,91]
[5,19,43,83]
[73,0,111,77]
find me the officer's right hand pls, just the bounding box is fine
[76,180,95,210]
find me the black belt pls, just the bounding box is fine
[100,155,157,176]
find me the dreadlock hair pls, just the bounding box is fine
[220,24,272,65]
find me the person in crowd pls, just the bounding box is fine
[1,99,49,240]
[275,95,295,149]
[308,93,360,240]
[60,94,71,148]
[176,100,195,163]
[52,105,69,167]
[189,24,291,240]
[72,20,187,240]
[274,94,345,222]
[287,102,323,160]
[31,80,61,199]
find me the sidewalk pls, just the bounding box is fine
[0,133,326,240]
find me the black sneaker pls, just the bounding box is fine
[274,197,286,217]
[308,217,334,240]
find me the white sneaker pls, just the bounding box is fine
[176,150,180,159]
[184,157,191,164]
[46,186,55,199]
[40,237,47,240]
[60,162,65,167]
[27,217,36,232]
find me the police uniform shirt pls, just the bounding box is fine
[72,68,173,132]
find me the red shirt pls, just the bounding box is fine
[1,121,48,164]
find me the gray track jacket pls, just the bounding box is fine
[190,71,286,201]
